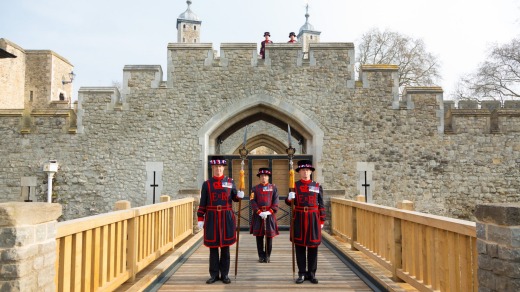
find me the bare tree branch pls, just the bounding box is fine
[452,38,520,102]
[357,28,441,93]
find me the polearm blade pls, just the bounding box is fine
[243,125,248,148]
[287,124,292,148]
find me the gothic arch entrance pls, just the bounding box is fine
[197,93,324,185]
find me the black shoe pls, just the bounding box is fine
[265,257,270,263]
[222,276,231,284]
[295,275,305,284]
[310,277,319,284]
[206,276,219,284]
[258,257,265,263]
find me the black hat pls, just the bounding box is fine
[296,160,315,172]
[256,167,272,177]
[209,156,227,166]
[264,32,271,37]
[289,32,296,37]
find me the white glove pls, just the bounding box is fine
[321,224,324,229]
[237,191,244,199]
[198,221,204,229]
[259,212,267,219]
[262,211,271,217]
[288,192,295,200]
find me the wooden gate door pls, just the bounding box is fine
[209,154,311,230]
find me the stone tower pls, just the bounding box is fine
[297,4,321,57]
[176,0,201,43]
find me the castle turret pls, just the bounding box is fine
[297,4,321,58]
[176,0,201,43]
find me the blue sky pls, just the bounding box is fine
[1,0,519,100]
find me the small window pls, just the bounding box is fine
[183,24,186,29]
[194,26,197,31]
[310,36,313,40]
[194,39,197,43]
[183,37,185,42]
[59,93,65,101]
[29,91,33,102]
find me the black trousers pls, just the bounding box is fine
[295,245,318,278]
[255,236,272,258]
[209,246,230,278]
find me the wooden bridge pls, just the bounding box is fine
[50,196,478,291]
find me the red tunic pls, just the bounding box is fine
[285,180,326,247]
[197,176,240,248]
[250,183,280,237]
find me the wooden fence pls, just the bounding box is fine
[330,198,477,292]
[55,197,194,291]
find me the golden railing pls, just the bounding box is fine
[331,198,477,292]
[55,197,194,291]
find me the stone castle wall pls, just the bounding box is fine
[0,42,519,221]
[0,39,25,109]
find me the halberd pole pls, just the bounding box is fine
[235,126,249,280]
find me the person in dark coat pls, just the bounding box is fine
[286,160,325,284]
[288,32,297,43]
[260,31,273,59]
[197,156,244,284]
[250,167,280,263]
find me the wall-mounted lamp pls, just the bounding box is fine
[62,71,76,85]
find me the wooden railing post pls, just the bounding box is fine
[351,206,358,251]
[171,201,177,248]
[391,217,403,282]
[127,210,139,282]
[114,200,131,211]
[160,195,170,202]
[397,200,414,211]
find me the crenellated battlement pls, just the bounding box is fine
[444,100,520,134]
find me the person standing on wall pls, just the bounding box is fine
[288,32,297,43]
[197,156,245,284]
[260,31,273,59]
[286,160,325,284]
[250,167,280,263]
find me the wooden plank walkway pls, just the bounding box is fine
[158,231,372,291]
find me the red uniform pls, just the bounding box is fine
[250,183,280,237]
[197,175,240,248]
[286,179,325,247]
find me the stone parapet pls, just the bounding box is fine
[0,202,62,292]
[475,203,520,292]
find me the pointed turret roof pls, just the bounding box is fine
[177,0,201,27]
[299,4,315,33]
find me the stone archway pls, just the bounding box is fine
[197,94,324,185]
[232,134,287,155]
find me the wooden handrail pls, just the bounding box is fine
[331,198,478,292]
[55,197,194,292]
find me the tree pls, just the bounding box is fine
[452,38,520,102]
[356,28,441,92]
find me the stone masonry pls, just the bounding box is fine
[0,202,62,292]
[475,203,520,292]
[0,40,520,221]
